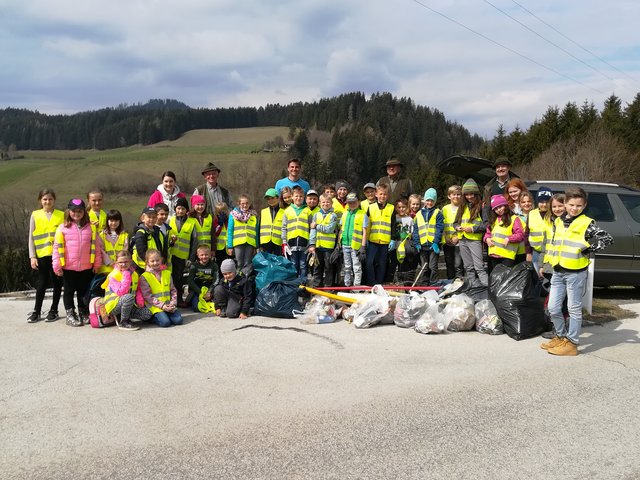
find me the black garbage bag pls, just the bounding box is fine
[254,279,304,318]
[252,252,297,291]
[456,275,489,302]
[489,262,545,340]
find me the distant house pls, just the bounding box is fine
[282,140,295,152]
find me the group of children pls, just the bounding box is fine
[27,175,612,355]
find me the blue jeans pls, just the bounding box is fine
[366,242,388,286]
[153,310,183,328]
[547,269,588,344]
[290,250,307,280]
[342,246,363,287]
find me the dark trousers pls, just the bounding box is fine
[34,256,62,313]
[261,242,282,256]
[443,244,464,280]
[171,257,186,302]
[213,284,243,318]
[419,249,440,285]
[62,269,93,312]
[366,242,388,286]
[312,248,335,288]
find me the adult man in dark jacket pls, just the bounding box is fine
[376,156,413,204]
[194,162,233,215]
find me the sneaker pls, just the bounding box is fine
[540,336,564,351]
[65,309,82,327]
[548,338,579,356]
[45,309,59,322]
[118,320,140,331]
[27,311,41,323]
[219,310,227,318]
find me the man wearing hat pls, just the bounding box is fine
[194,162,233,216]
[376,156,414,204]
[274,158,311,195]
[483,156,520,206]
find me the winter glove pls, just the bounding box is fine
[358,247,367,264]
[283,243,292,257]
[415,243,421,252]
[388,240,397,251]
[432,243,440,255]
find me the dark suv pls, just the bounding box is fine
[438,155,640,288]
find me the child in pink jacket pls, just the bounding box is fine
[53,198,102,327]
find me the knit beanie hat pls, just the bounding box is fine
[220,259,236,274]
[490,194,508,210]
[461,178,480,194]
[335,180,349,191]
[176,197,189,210]
[423,188,437,202]
[536,187,553,202]
[191,194,205,206]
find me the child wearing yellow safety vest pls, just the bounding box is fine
[441,185,464,280]
[259,188,285,256]
[226,194,258,272]
[527,187,553,275]
[27,188,64,323]
[52,198,103,327]
[332,180,349,221]
[213,202,230,268]
[101,250,152,331]
[541,187,612,356]
[97,209,129,276]
[281,186,311,280]
[484,195,525,274]
[189,195,217,262]
[360,183,377,214]
[366,183,398,285]
[454,179,488,286]
[139,249,183,328]
[309,193,338,287]
[87,190,107,232]
[387,198,415,283]
[411,188,444,285]
[305,190,320,217]
[131,207,167,274]
[169,197,196,306]
[340,193,369,287]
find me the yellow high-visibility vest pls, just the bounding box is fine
[442,204,459,243]
[141,270,172,314]
[284,206,310,241]
[194,215,213,248]
[527,209,548,252]
[488,216,519,260]
[368,203,394,244]
[415,208,442,245]
[340,209,366,251]
[313,211,337,249]
[169,216,196,260]
[460,205,483,241]
[89,209,107,232]
[232,215,257,247]
[101,269,139,314]
[32,209,64,258]
[259,207,284,246]
[97,231,129,274]
[550,215,592,270]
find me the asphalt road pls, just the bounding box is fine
[1,296,640,480]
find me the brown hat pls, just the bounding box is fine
[202,162,221,175]
[385,156,403,167]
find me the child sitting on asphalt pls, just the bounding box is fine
[187,244,220,312]
[213,259,255,319]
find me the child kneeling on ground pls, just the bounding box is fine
[101,250,153,330]
[187,244,220,312]
[213,259,255,319]
[139,249,183,327]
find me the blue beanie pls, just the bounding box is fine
[423,188,437,202]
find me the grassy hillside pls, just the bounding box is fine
[0,126,290,226]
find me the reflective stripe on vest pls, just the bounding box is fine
[132,228,163,270]
[527,209,548,252]
[284,207,310,241]
[314,211,337,249]
[32,209,64,258]
[194,215,213,247]
[460,205,483,241]
[55,224,96,268]
[368,203,394,244]
[232,215,257,247]
[101,269,139,313]
[97,231,128,274]
[142,270,172,314]
[260,207,284,246]
[415,208,441,245]
[488,216,519,260]
[442,204,459,243]
[169,216,196,260]
[340,209,365,250]
[550,215,592,269]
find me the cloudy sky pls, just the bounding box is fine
[2,0,639,137]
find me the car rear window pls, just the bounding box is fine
[584,193,615,222]
[620,194,640,223]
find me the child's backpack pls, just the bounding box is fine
[89,297,117,328]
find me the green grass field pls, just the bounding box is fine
[0,126,291,236]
